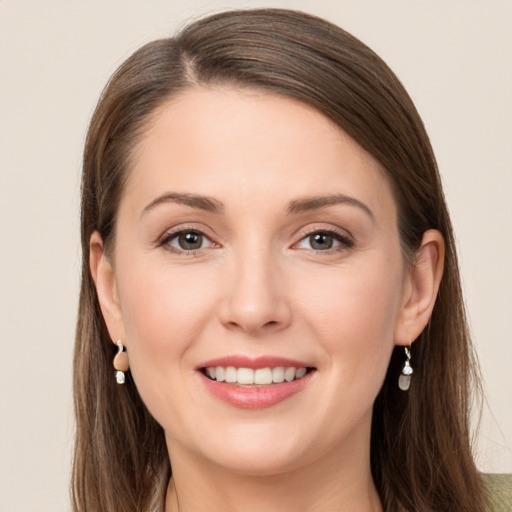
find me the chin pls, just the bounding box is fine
[180,419,327,477]
[203,445,308,477]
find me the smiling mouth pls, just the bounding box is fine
[201,366,316,386]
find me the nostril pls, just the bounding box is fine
[224,319,282,333]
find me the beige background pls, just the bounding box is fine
[0,1,511,510]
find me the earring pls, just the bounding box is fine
[113,340,129,384]
[398,344,413,391]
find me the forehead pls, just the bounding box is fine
[123,86,396,219]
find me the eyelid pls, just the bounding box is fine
[156,223,354,255]
[158,225,219,255]
[292,225,354,251]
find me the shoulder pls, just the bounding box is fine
[482,473,512,512]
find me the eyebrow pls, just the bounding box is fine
[286,194,375,221]
[141,191,374,221]
[141,192,225,217]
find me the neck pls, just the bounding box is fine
[164,427,382,512]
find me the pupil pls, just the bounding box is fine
[311,233,333,250]
[179,232,202,250]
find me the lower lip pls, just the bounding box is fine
[200,371,314,409]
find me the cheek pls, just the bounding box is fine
[297,255,404,381]
[113,260,222,433]
[115,261,217,379]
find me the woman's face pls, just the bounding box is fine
[103,87,411,475]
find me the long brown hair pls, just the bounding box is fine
[73,9,487,511]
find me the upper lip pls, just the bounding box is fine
[197,355,314,370]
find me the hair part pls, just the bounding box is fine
[73,8,487,511]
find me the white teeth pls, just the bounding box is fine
[216,366,225,382]
[237,367,254,385]
[204,366,309,385]
[254,368,273,385]
[295,367,307,379]
[284,367,296,382]
[272,366,285,383]
[225,366,237,383]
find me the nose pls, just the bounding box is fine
[217,246,292,336]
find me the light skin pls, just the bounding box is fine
[90,87,444,512]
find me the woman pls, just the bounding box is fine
[73,8,489,512]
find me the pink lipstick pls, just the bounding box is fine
[197,355,315,409]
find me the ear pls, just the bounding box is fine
[394,229,445,345]
[89,231,126,346]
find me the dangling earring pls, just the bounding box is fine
[113,340,129,384]
[398,344,413,391]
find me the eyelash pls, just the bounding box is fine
[294,228,354,253]
[158,227,354,256]
[159,228,215,257]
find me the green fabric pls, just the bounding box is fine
[483,474,512,511]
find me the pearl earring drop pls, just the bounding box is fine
[398,345,413,391]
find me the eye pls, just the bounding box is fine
[295,230,353,251]
[161,229,213,253]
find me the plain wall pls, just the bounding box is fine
[0,1,511,510]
